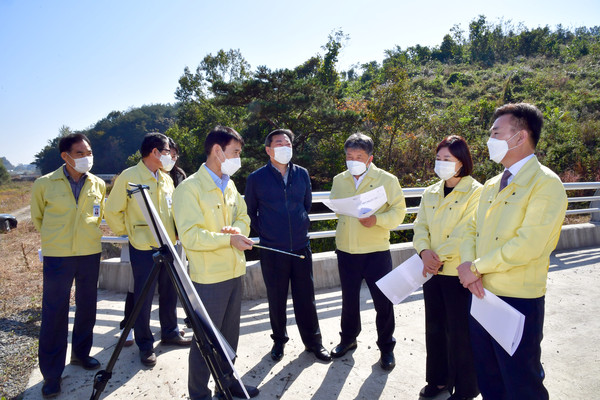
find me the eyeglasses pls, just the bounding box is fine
[158,148,171,154]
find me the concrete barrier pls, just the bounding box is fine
[99,222,600,299]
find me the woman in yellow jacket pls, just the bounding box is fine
[413,135,482,400]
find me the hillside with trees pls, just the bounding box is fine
[34,16,600,190]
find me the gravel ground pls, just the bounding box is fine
[0,308,41,400]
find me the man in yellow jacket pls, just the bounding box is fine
[173,126,258,400]
[329,133,406,371]
[458,103,568,400]
[31,133,105,398]
[105,132,190,368]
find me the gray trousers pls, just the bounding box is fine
[188,277,242,400]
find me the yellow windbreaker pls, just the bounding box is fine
[413,176,482,276]
[460,157,567,298]
[173,164,250,284]
[330,164,406,254]
[105,161,176,250]
[30,166,106,257]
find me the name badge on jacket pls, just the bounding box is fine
[166,195,172,210]
[93,204,101,217]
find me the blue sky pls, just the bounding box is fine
[1,0,598,167]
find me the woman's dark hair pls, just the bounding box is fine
[436,135,473,177]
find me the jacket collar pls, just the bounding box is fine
[430,175,474,194]
[49,166,68,181]
[196,163,227,192]
[508,156,540,187]
[267,160,294,178]
[135,160,166,181]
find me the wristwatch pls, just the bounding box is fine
[470,263,482,278]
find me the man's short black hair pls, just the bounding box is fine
[493,103,544,148]
[140,132,169,158]
[204,126,244,156]
[265,129,294,147]
[344,132,374,156]
[58,133,91,154]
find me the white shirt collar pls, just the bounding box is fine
[505,154,535,185]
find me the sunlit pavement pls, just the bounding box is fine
[22,246,600,399]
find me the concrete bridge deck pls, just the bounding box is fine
[21,245,600,400]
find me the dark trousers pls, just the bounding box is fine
[336,249,395,352]
[39,253,100,380]
[469,295,548,400]
[119,291,135,330]
[260,246,322,346]
[129,244,178,351]
[423,274,478,398]
[189,277,242,400]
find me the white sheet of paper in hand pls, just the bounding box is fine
[470,289,525,356]
[323,185,387,218]
[375,253,432,304]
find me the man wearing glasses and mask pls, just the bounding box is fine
[106,132,190,368]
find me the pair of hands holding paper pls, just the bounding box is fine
[457,261,485,299]
[420,249,444,277]
[420,249,485,299]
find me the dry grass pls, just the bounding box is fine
[0,181,33,214]
[0,181,42,399]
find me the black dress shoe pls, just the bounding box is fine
[419,383,448,398]
[228,383,260,398]
[161,333,192,346]
[330,340,357,358]
[41,378,61,398]
[305,344,332,362]
[140,349,157,366]
[270,342,285,361]
[70,355,101,370]
[379,351,395,371]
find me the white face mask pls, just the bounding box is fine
[487,131,521,163]
[346,160,367,176]
[160,153,176,172]
[68,154,93,174]
[273,146,293,165]
[434,160,458,181]
[221,157,241,176]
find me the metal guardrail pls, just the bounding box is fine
[101,182,600,244]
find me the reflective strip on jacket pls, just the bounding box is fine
[330,164,406,254]
[460,157,568,298]
[173,164,250,284]
[30,166,106,257]
[104,160,176,250]
[413,176,482,276]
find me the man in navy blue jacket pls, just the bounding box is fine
[245,129,330,362]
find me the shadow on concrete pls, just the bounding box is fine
[311,354,355,400]
[550,246,600,272]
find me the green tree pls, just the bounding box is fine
[0,159,10,185]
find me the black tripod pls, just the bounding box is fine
[90,184,239,400]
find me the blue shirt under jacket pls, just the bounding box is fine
[245,161,312,252]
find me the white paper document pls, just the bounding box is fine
[375,254,432,304]
[470,289,525,356]
[323,185,387,218]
